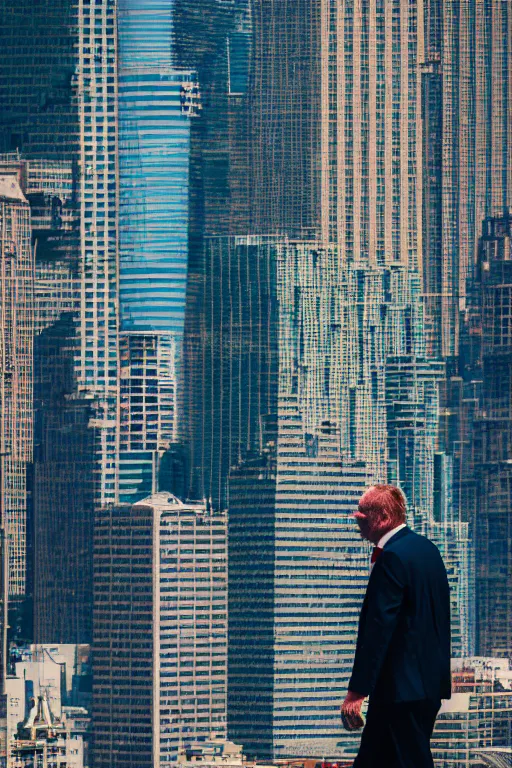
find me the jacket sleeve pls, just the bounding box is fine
[348,550,406,696]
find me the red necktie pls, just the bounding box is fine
[371,546,383,564]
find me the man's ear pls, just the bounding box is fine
[379,509,392,526]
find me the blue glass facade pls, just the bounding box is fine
[118,0,174,67]
[118,0,197,334]
[118,68,194,333]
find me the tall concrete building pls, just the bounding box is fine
[0,168,33,602]
[20,157,95,646]
[0,167,33,766]
[421,0,512,356]
[93,493,227,767]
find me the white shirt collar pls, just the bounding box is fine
[377,523,407,549]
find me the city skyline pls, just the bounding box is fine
[0,0,511,766]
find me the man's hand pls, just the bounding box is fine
[340,690,366,731]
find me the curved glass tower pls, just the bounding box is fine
[117,0,199,501]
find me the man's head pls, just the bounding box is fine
[354,484,407,544]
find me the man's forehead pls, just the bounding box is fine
[359,487,375,504]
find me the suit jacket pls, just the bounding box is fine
[348,526,451,703]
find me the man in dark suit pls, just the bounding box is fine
[341,484,451,767]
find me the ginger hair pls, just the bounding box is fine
[358,484,407,525]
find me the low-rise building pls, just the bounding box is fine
[5,644,90,767]
[10,691,84,768]
[432,658,512,767]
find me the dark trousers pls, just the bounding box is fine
[352,697,441,768]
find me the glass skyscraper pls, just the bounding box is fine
[117,0,199,503]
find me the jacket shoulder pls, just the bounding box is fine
[386,528,444,563]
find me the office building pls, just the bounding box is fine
[228,402,370,760]
[247,0,321,239]
[93,493,227,767]
[4,155,95,647]
[184,235,280,510]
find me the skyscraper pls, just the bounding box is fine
[247,0,321,239]
[0,0,118,651]
[93,493,227,767]
[421,0,512,356]
[117,0,200,503]
[184,235,280,510]
[228,404,370,760]
[470,214,512,655]
[0,166,33,602]
[16,156,95,645]
[319,0,423,266]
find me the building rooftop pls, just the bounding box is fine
[0,174,27,203]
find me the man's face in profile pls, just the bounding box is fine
[354,507,372,541]
[353,492,391,544]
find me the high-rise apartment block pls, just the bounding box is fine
[93,493,227,767]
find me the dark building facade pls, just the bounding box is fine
[471,214,512,655]
[93,501,155,768]
[183,235,280,510]
[32,315,95,645]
